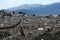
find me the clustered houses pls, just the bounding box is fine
[0,11,60,40]
[0,12,25,40]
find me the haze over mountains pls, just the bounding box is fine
[7,3,60,15]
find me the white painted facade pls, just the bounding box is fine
[0,24,4,26]
[53,15,58,17]
[41,39,44,40]
[38,28,44,30]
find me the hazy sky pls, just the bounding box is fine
[0,0,60,9]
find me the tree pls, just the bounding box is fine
[20,26,25,36]
[18,12,26,14]
[0,31,11,38]
[32,14,35,16]
[58,15,60,17]
[12,11,15,14]
[9,13,12,17]
[18,12,26,16]
[45,16,50,18]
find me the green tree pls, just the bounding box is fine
[58,15,60,17]
[12,11,15,14]
[32,14,35,16]
[45,16,50,18]
[18,12,25,14]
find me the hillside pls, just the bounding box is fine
[6,3,60,15]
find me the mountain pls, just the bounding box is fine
[7,3,60,15]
